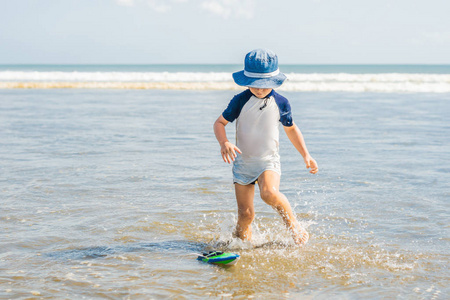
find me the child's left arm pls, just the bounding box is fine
[284,122,318,174]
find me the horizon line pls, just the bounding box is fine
[1,63,450,66]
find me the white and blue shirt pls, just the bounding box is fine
[222,89,294,185]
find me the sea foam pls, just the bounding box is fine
[1,71,449,92]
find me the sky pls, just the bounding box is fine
[1,0,449,64]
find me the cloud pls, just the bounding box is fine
[201,0,255,19]
[115,0,171,12]
[115,0,255,18]
[116,0,135,6]
[147,0,171,13]
[201,1,230,18]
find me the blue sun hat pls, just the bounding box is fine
[232,48,287,89]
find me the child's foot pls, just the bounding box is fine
[292,224,309,246]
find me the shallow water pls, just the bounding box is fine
[1,89,449,299]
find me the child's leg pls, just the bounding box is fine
[234,183,255,241]
[257,170,309,245]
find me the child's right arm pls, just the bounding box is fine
[213,115,242,164]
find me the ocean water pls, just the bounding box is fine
[1,81,449,299]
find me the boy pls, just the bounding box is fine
[213,49,318,245]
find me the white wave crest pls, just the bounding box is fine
[0,71,231,82]
[1,71,449,93]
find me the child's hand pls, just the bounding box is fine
[304,155,318,174]
[220,141,242,164]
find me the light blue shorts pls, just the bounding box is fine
[232,154,281,185]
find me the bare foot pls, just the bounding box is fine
[292,224,309,245]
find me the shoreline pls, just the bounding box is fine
[1,81,449,93]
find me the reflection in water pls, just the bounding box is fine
[47,241,208,261]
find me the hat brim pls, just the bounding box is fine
[232,70,287,89]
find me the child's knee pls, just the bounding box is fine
[260,189,280,206]
[238,207,255,222]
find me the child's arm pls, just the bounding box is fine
[284,122,318,174]
[214,115,242,164]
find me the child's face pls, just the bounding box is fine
[249,87,273,99]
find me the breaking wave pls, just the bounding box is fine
[1,71,449,92]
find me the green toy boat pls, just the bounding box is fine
[197,251,240,266]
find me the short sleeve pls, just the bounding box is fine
[222,89,253,122]
[273,92,294,127]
